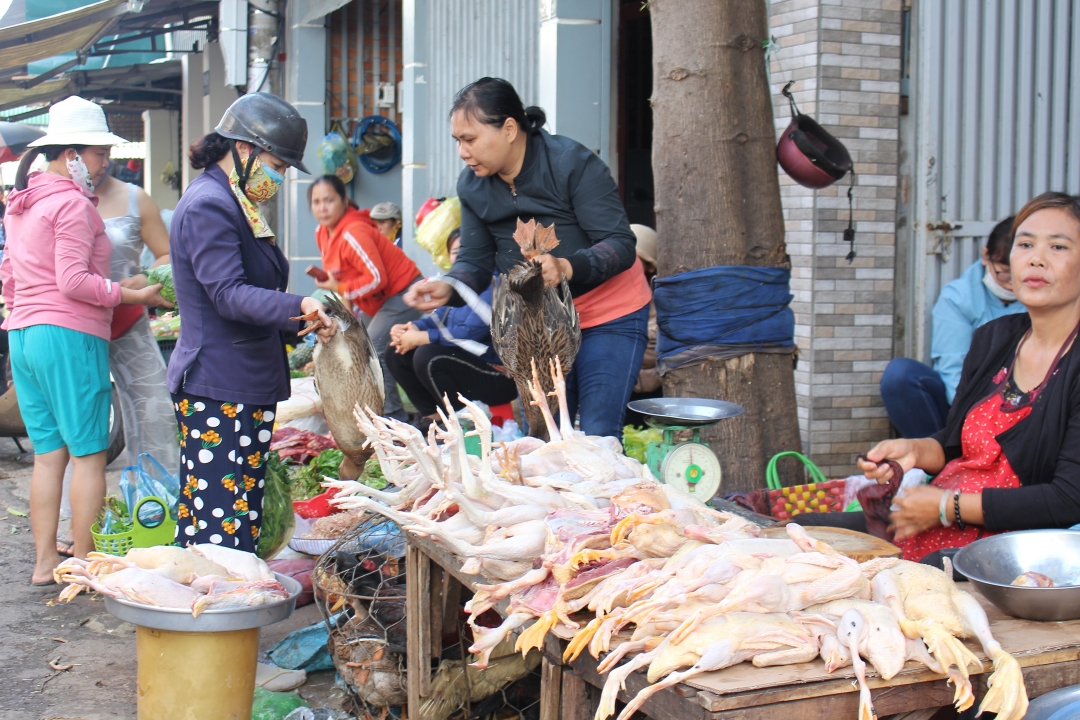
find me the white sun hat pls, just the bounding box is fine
[28,96,127,148]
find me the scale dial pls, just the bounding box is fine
[660,442,722,501]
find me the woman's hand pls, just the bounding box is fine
[121,283,173,309]
[858,437,947,483]
[119,273,148,290]
[858,439,920,484]
[391,328,430,354]
[315,276,339,293]
[536,254,573,287]
[889,485,947,542]
[404,279,452,311]
[299,296,338,344]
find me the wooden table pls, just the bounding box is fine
[405,533,1080,720]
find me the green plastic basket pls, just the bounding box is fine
[91,496,177,555]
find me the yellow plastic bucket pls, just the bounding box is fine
[136,625,260,720]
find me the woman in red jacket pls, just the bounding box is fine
[310,175,421,421]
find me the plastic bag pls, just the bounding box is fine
[119,453,180,523]
[268,616,339,672]
[259,452,297,559]
[317,124,358,184]
[251,687,309,720]
[415,196,461,270]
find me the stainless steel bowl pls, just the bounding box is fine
[953,530,1080,621]
[627,397,745,427]
[103,572,302,632]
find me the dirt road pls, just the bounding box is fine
[0,441,344,720]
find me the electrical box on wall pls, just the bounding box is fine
[377,82,396,108]
[218,0,249,88]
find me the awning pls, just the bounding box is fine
[302,0,351,25]
[0,0,131,75]
[0,78,72,112]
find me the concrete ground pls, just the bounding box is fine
[0,440,345,720]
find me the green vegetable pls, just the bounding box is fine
[622,425,662,465]
[288,343,314,370]
[258,451,295,559]
[285,449,388,501]
[95,495,132,535]
[146,264,176,305]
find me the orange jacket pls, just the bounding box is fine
[316,207,420,317]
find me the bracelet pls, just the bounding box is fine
[939,489,953,527]
[954,490,966,531]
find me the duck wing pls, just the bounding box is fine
[491,274,521,379]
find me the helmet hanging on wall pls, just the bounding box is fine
[351,115,402,174]
[776,81,852,189]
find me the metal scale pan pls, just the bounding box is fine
[627,398,745,500]
[627,397,745,426]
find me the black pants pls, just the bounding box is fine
[384,344,518,416]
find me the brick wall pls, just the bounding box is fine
[769,0,902,477]
[328,0,402,124]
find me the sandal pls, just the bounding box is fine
[56,538,74,558]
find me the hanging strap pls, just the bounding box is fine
[781,80,800,118]
[766,451,828,491]
[844,172,857,263]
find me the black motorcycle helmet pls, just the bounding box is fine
[216,93,310,191]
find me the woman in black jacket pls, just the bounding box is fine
[405,78,652,439]
[855,192,1080,561]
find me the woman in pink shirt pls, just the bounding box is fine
[0,97,167,584]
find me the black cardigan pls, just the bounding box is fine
[449,129,637,300]
[931,313,1080,531]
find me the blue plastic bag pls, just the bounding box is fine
[119,453,180,523]
[267,616,340,672]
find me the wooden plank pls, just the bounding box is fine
[429,564,443,659]
[541,658,563,720]
[760,526,901,562]
[441,573,461,637]
[561,669,603,720]
[410,533,485,591]
[405,542,432,711]
[570,652,706,720]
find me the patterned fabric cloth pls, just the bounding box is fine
[172,391,276,552]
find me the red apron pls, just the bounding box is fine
[897,394,1030,561]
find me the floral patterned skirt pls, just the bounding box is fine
[172,391,276,553]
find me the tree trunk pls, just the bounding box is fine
[651,0,802,494]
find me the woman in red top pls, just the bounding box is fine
[854,192,1080,560]
[309,175,421,420]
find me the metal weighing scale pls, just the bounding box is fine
[627,397,745,501]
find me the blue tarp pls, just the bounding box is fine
[654,266,794,369]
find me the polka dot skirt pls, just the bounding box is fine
[172,392,276,553]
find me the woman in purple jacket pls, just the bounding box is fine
[167,94,335,553]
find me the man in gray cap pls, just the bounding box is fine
[370,202,402,246]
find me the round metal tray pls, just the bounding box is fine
[627,397,745,426]
[104,572,302,632]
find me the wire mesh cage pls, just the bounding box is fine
[313,510,543,719]
[315,512,409,718]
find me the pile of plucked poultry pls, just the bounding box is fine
[328,360,1028,720]
[53,545,289,617]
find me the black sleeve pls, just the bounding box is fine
[446,190,498,305]
[560,145,637,285]
[982,387,1080,531]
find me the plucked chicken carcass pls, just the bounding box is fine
[53,546,290,618]
[86,546,236,584]
[872,558,1028,720]
[490,218,580,439]
[295,293,384,478]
